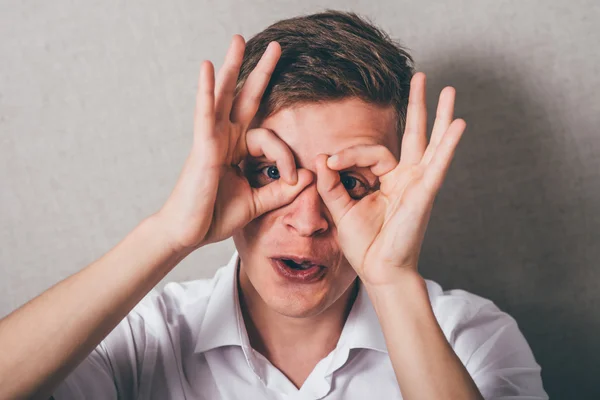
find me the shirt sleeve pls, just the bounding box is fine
[434,289,548,400]
[52,308,153,400]
[52,342,118,400]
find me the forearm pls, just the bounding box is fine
[0,213,192,399]
[365,270,483,400]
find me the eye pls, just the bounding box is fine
[245,164,280,188]
[341,175,357,189]
[243,161,281,188]
[340,173,370,199]
[262,165,280,180]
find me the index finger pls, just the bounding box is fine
[315,154,356,225]
[245,128,298,185]
[326,144,398,177]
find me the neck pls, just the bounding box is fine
[237,262,358,386]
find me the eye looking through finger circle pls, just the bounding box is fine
[249,164,281,187]
[339,173,372,199]
[250,163,372,200]
[245,128,297,185]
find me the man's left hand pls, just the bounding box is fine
[316,72,466,287]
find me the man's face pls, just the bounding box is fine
[233,97,399,318]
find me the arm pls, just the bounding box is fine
[316,72,483,398]
[365,272,483,400]
[0,214,188,400]
[0,36,310,400]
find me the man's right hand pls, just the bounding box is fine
[0,36,313,400]
[157,35,312,252]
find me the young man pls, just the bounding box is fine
[0,11,547,400]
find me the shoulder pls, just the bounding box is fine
[128,265,230,336]
[96,263,233,375]
[424,279,529,361]
[425,280,547,398]
[424,279,511,338]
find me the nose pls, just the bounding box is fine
[281,181,330,237]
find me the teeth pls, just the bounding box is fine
[283,259,314,270]
[298,261,316,268]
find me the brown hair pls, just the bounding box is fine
[236,10,415,134]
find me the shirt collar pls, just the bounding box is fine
[194,251,388,354]
[194,250,250,353]
[341,280,388,353]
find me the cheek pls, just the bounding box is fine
[234,211,278,249]
[336,260,358,287]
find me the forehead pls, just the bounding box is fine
[257,98,399,169]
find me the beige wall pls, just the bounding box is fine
[2,1,599,398]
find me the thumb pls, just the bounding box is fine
[251,169,313,217]
[314,154,355,225]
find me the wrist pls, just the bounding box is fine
[145,212,198,258]
[363,268,430,316]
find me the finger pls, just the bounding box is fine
[214,35,245,122]
[246,128,298,185]
[251,169,313,217]
[230,41,281,126]
[399,72,428,166]
[326,144,398,177]
[423,119,466,192]
[315,154,356,225]
[421,86,456,165]
[193,61,216,142]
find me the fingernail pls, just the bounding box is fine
[327,155,338,167]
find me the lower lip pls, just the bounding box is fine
[270,258,326,283]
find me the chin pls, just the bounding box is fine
[262,284,333,318]
[242,259,335,318]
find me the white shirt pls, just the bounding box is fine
[53,251,548,399]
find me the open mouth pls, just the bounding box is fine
[271,257,327,282]
[281,258,320,270]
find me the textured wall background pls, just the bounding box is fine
[1,0,598,398]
